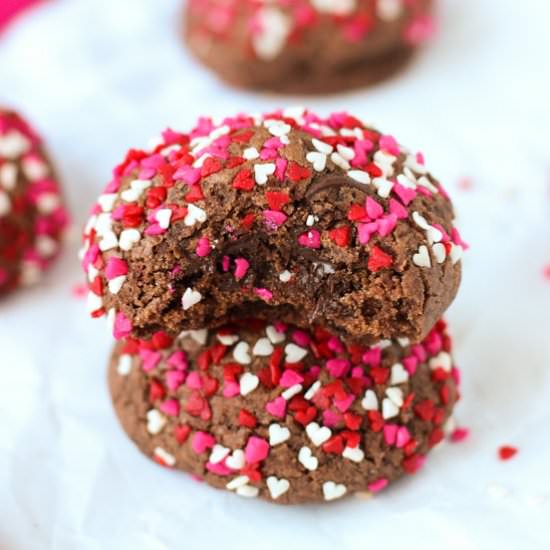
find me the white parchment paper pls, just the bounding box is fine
[1,1,550,548]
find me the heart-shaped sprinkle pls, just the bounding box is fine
[182,287,202,310]
[254,163,276,185]
[225,450,245,470]
[281,384,303,400]
[330,152,350,170]
[239,372,259,395]
[184,204,207,226]
[233,341,252,364]
[306,422,332,447]
[253,337,274,356]
[390,363,409,385]
[268,423,291,446]
[304,380,321,400]
[156,208,172,230]
[361,389,379,411]
[209,444,230,464]
[386,387,404,406]
[347,170,370,184]
[429,351,452,372]
[146,409,166,434]
[382,398,399,419]
[236,485,259,498]
[342,446,365,463]
[312,138,333,154]
[108,275,126,295]
[118,228,141,251]
[298,446,318,471]
[450,243,463,264]
[432,243,446,263]
[285,343,308,363]
[412,245,431,268]
[243,147,260,160]
[266,476,290,499]
[412,211,430,230]
[153,447,175,467]
[217,333,239,346]
[266,325,286,344]
[116,354,132,376]
[226,475,250,490]
[322,481,347,501]
[427,226,443,244]
[306,151,327,172]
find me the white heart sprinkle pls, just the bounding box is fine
[0,130,30,158]
[116,354,132,376]
[298,446,318,471]
[361,389,379,411]
[266,325,286,344]
[382,398,399,420]
[0,163,17,190]
[418,175,438,193]
[153,447,175,467]
[412,211,430,230]
[429,351,452,372]
[182,287,202,310]
[239,372,259,395]
[337,144,355,160]
[397,173,416,189]
[278,270,292,283]
[119,229,141,251]
[225,450,245,470]
[281,384,303,400]
[236,485,259,498]
[323,481,347,501]
[311,138,333,154]
[180,329,209,345]
[234,341,252,365]
[226,475,250,490]
[267,476,290,499]
[343,446,365,463]
[254,163,276,185]
[253,337,274,356]
[432,243,447,264]
[209,444,230,464]
[390,363,409,385]
[306,422,332,447]
[156,208,172,230]
[146,410,167,435]
[348,170,370,184]
[243,147,260,160]
[306,214,316,227]
[87,291,103,314]
[108,275,126,295]
[99,231,118,252]
[330,152,350,170]
[412,245,432,268]
[372,177,394,198]
[184,204,207,226]
[269,423,291,446]
[377,0,403,21]
[267,121,291,137]
[427,226,443,244]
[121,188,141,202]
[450,244,463,264]
[386,387,404,407]
[0,191,11,216]
[97,193,117,213]
[217,333,239,346]
[284,343,308,363]
[306,151,327,172]
[304,380,321,400]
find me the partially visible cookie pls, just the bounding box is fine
[81,109,466,346]
[0,109,68,295]
[184,0,435,93]
[109,318,459,504]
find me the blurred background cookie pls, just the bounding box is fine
[184,0,435,93]
[0,109,68,295]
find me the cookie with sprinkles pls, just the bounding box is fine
[184,0,435,93]
[0,109,69,295]
[81,108,465,345]
[108,318,459,504]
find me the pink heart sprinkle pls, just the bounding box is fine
[196,237,211,257]
[165,369,186,391]
[254,287,273,301]
[291,330,310,347]
[265,396,286,418]
[366,197,384,219]
[384,424,398,445]
[392,183,417,205]
[113,312,132,340]
[167,350,188,371]
[244,436,269,464]
[105,257,128,281]
[368,478,389,493]
[223,381,240,398]
[334,394,355,413]
[160,399,180,417]
[396,427,411,448]
[234,257,250,280]
[298,229,321,249]
[403,356,418,375]
[186,371,203,390]
[326,358,351,378]
[280,369,304,388]
[206,461,231,476]
[389,198,408,220]
[192,431,216,454]
[322,409,342,428]
[362,347,382,367]
[139,349,162,372]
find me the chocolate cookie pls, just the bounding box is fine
[0,109,69,295]
[81,109,465,345]
[184,0,435,94]
[109,318,459,504]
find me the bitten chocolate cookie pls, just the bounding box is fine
[0,109,68,295]
[184,0,435,94]
[109,318,459,504]
[81,109,466,345]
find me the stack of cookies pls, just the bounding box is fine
[81,108,466,504]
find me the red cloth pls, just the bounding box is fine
[0,0,43,32]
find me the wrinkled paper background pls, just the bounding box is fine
[1,0,549,548]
